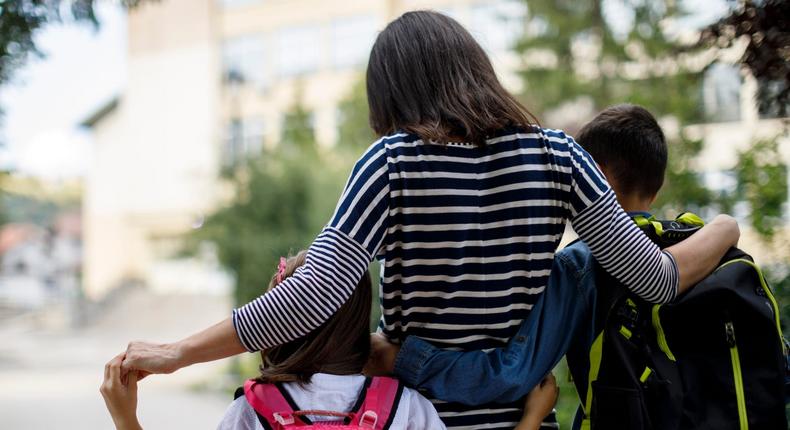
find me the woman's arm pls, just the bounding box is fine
[564,132,738,303]
[120,139,390,376]
[122,318,245,376]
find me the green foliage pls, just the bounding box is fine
[518,0,701,123]
[337,77,377,152]
[192,91,381,318]
[552,359,582,426]
[281,100,318,155]
[765,263,790,333]
[733,137,789,239]
[653,136,714,216]
[193,100,330,306]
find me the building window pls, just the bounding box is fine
[331,16,378,69]
[222,117,266,167]
[222,34,268,90]
[277,26,321,77]
[702,63,741,122]
[470,0,526,53]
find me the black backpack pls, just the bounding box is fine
[574,213,788,430]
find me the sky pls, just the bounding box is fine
[0,3,126,180]
[0,0,730,181]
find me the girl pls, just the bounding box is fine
[120,11,739,429]
[101,253,558,430]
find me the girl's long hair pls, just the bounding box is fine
[256,251,372,384]
[366,10,539,146]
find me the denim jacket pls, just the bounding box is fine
[392,240,598,405]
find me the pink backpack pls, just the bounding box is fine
[238,376,403,430]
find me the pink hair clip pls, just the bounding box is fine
[276,257,287,284]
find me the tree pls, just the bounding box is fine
[699,0,790,117]
[192,100,327,306]
[518,1,702,121]
[733,137,788,239]
[516,0,713,215]
[336,77,377,152]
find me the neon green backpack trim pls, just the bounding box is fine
[717,258,786,354]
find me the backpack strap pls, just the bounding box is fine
[354,376,403,430]
[244,379,306,429]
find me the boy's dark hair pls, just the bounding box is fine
[257,251,372,384]
[576,104,667,198]
[366,10,539,146]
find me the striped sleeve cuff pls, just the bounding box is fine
[232,227,372,351]
[572,190,679,304]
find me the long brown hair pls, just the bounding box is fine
[366,10,539,146]
[257,251,372,384]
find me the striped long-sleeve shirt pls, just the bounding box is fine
[233,127,679,429]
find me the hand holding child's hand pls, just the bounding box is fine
[516,373,559,430]
[100,353,143,430]
[364,333,401,376]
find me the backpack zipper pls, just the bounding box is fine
[716,259,786,355]
[725,321,748,430]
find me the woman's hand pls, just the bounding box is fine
[516,373,559,430]
[668,214,740,295]
[364,333,401,376]
[121,341,183,378]
[120,318,246,379]
[101,353,144,430]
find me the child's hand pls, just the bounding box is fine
[100,353,143,430]
[516,373,559,430]
[364,333,400,376]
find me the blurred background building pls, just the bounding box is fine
[80,0,527,300]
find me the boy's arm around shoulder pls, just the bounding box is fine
[389,247,595,405]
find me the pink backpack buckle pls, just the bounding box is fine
[358,410,378,428]
[274,412,295,425]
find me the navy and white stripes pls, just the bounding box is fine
[232,127,679,429]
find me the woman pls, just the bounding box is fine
[118,11,739,429]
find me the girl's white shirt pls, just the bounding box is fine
[217,373,446,430]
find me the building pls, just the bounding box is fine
[80,0,526,298]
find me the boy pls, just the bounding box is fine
[366,104,670,424]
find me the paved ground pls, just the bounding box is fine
[0,288,246,429]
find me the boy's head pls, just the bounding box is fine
[257,251,372,384]
[576,104,667,209]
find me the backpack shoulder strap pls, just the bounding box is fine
[354,376,404,430]
[244,379,302,429]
